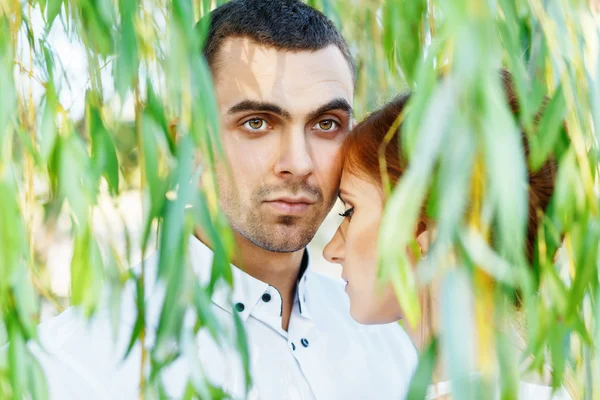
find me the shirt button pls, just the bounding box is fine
[301,338,309,348]
[262,293,271,302]
[235,302,245,312]
[291,342,296,351]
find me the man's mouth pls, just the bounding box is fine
[263,196,316,215]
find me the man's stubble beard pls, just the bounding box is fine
[219,184,336,253]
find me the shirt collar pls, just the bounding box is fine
[188,235,311,321]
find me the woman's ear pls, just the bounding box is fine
[415,220,432,255]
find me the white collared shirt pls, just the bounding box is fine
[32,236,418,399]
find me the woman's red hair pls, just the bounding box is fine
[341,71,558,261]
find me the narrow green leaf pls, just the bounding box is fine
[529,84,566,171]
[406,338,438,400]
[90,103,120,195]
[440,269,476,400]
[46,0,62,29]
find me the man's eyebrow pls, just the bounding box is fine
[227,100,291,119]
[307,98,353,121]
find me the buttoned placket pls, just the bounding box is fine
[250,285,288,338]
[286,274,332,399]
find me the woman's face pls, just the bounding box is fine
[323,171,403,324]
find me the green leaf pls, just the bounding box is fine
[548,324,570,391]
[566,219,599,316]
[379,78,456,327]
[123,277,145,359]
[70,227,104,316]
[406,338,438,400]
[46,0,63,29]
[7,313,27,400]
[59,134,94,223]
[89,102,120,195]
[146,81,175,155]
[115,0,139,98]
[26,356,49,400]
[233,310,252,393]
[13,268,39,339]
[0,179,26,290]
[382,0,426,84]
[154,136,196,359]
[440,269,476,400]
[192,281,223,343]
[0,18,16,159]
[529,84,566,171]
[482,78,528,266]
[496,328,519,400]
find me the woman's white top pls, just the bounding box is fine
[427,380,572,399]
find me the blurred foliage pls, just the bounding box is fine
[0,0,599,398]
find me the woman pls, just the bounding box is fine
[323,74,573,399]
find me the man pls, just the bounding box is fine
[34,1,417,398]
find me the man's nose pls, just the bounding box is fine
[274,128,314,179]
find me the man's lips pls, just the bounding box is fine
[263,197,315,215]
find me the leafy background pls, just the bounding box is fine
[1,0,600,398]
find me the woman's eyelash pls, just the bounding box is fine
[338,207,354,218]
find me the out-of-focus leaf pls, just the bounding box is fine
[13,268,39,339]
[566,219,599,316]
[70,227,104,316]
[89,101,120,195]
[0,18,16,159]
[549,324,570,391]
[123,277,145,359]
[482,79,528,266]
[382,0,426,84]
[192,281,222,342]
[406,337,438,400]
[40,88,58,163]
[440,268,476,400]
[146,81,174,155]
[7,315,26,400]
[46,0,62,29]
[59,134,95,223]
[380,78,456,327]
[0,179,26,291]
[496,327,519,400]
[233,309,251,392]
[154,136,195,361]
[529,84,566,171]
[459,229,518,287]
[553,150,586,229]
[115,0,139,98]
[432,116,475,248]
[26,356,49,400]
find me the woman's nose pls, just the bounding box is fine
[323,227,345,264]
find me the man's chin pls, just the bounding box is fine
[244,223,319,253]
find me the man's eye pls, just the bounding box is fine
[243,118,268,131]
[315,119,339,132]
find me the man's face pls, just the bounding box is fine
[212,37,354,252]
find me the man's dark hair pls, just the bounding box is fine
[201,0,355,81]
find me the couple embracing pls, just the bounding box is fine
[37,1,570,399]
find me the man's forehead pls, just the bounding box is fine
[214,37,354,114]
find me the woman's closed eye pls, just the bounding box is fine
[339,207,354,218]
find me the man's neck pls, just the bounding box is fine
[194,228,305,331]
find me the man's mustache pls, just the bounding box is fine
[255,183,323,203]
